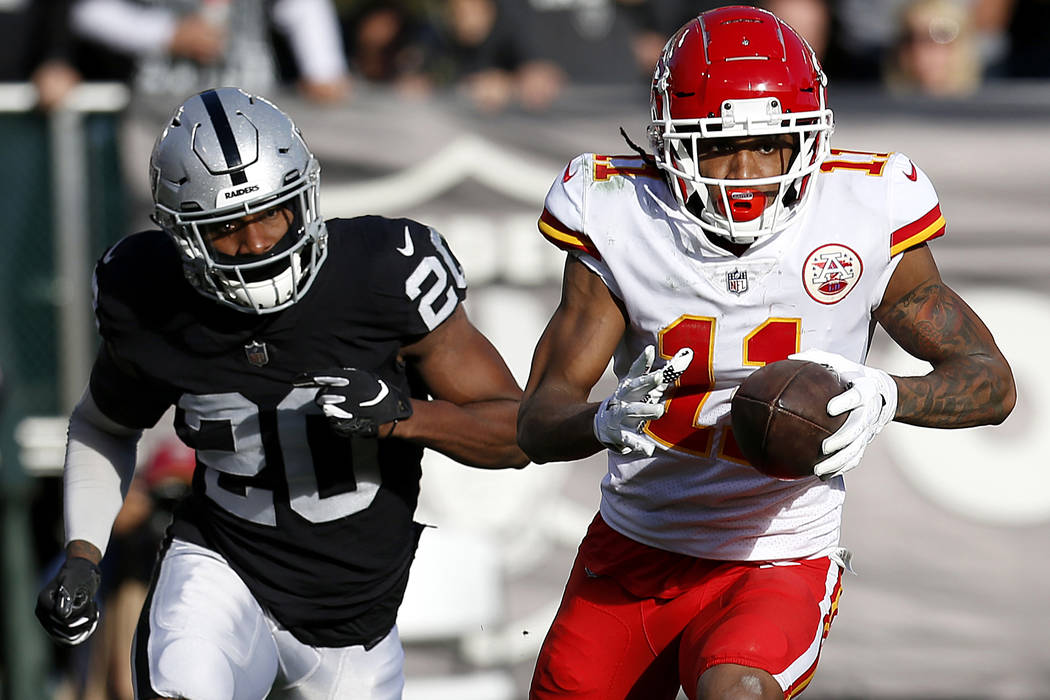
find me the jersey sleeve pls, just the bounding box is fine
[89,234,179,429]
[537,154,628,302]
[886,152,946,258]
[92,236,138,342]
[87,341,174,430]
[353,217,468,339]
[538,154,602,261]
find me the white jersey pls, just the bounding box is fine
[539,149,945,561]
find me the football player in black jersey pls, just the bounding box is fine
[35,87,528,699]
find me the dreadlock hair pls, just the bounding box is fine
[620,127,657,169]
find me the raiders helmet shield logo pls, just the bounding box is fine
[244,340,270,367]
[803,244,863,304]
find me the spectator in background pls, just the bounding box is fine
[625,1,758,85]
[762,0,830,61]
[884,0,981,96]
[336,0,433,95]
[427,0,675,113]
[0,0,83,110]
[822,0,912,82]
[432,0,538,112]
[430,0,504,83]
[70,0,351,103]
[634,0,742,35]
[972,0,1050,78]
[330,0,762,113]
[1001,0,1050,77]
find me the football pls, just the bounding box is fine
[730,359,849,480]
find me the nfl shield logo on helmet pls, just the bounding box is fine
[244,340,270,367]
[726,269,749,295]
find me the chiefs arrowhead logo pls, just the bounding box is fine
[803,244,863,304]
[905,162,918,182]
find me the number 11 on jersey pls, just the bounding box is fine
[644,316,801,459]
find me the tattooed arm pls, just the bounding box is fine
[875,244,1015,428]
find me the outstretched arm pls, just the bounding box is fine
[37,388,142,646]
[875,244,1015,427]
[63,389,143,563]
[517,257,627,463]
[398,305,528,469]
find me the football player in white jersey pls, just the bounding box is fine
[517,6,1014,700]
[34,87,528,700]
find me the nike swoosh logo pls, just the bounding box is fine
[905,162,918,181]
[360,380,389,407]
[396,226,414,256]
[562,162,576,182]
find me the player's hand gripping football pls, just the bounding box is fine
[594,345,694,457]
[35,557,102,646]
[789,349,898,479]
[294,368,412,438]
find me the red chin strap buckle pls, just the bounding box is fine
[719,188,767,222]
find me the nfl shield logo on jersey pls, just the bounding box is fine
[726,269,749,295]
[244,340,270,367]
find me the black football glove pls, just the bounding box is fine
[35,557,102,646]
[294,368,413,438]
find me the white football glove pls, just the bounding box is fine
[789,349,898,480]
[594,345,694,457]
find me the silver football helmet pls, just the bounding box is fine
[150,87,327,313]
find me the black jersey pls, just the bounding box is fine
[89,216,467,647]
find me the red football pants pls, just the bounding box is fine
[529,517,843,699]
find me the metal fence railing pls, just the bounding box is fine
[0,81,128,700]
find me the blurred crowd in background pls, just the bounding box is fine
[3,0,1050,114]
[1,1,1048,699]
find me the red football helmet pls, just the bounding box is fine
[649,6,834,243]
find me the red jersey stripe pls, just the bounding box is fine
[890,204,946,256]
[538,208,602,260]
